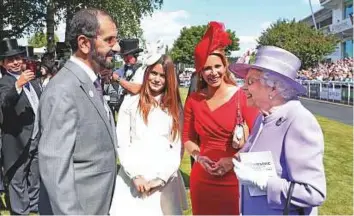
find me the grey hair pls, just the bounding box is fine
[260,71,299,101]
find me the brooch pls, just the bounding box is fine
[276,117,286,126]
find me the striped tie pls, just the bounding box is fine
[93,78,104,103]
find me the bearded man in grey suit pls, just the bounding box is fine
[38,8,120,215]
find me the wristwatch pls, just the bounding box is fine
[132,175,142,180]
[158,178,166,187]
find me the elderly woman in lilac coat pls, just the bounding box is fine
[229,46,326,215]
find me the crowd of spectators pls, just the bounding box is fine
[176,57,354,86]
[178,68,194,86]
[297,58,353,82]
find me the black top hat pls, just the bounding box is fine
[19,46,35,60]
[56,42,70,53]
[0,38,25,59]
[56,42,71,57]
[119,39,143,56]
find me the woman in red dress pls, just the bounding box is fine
[182,22,259,215]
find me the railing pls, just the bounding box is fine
[329,17,353,34]
[297,80,353,105]
[182,78,353,105]
[235,79,353,105]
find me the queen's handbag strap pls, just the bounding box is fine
[283,182,305,215]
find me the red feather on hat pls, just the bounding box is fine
[194,21,232,73]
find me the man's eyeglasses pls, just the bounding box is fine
[97,35,120,46]
[85,35,119,47]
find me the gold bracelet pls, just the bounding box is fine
[191,150,200,162]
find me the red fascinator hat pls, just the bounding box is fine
[194,21,232,73]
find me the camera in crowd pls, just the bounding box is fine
[107,92,123,108]
[21,46,43,78]
[25,60,42,78]
[21,45,63,78]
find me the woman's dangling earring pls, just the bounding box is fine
[269,95,273,100]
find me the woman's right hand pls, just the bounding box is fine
[197,156,217,174]
[132,176,150,193]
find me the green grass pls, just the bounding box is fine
[1,87,351,215]
[178,87,353,215]
[316,116,353,214]
[180,157,192,215]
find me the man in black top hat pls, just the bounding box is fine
[20,46,36,60]
[107,38,144,114]
[0,38,41,214]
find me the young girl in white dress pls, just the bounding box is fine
[110,53,187,215]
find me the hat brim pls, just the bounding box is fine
[229,63,306,95]
[121,48,143,56]
[0,49,26,58]
[23,56,37,60]
[145,53,162,66]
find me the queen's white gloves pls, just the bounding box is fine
[232,158,269,191]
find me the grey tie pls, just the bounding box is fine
[93,78,104,103]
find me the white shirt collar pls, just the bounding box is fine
[70,56,97,83]
[7,71,20,79]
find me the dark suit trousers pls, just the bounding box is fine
[0,167,4,192]
[38,181,53,215]
[0,134,4,192]
[7,139,39,215]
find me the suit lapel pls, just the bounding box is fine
[64,60,116,144]
[30,79,42,98]
[4,73,32,107]
[80,83,115,142]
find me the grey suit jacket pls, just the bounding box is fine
[38,60,117,215]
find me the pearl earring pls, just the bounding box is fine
[269,95,273,100]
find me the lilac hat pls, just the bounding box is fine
[229,46,306,95]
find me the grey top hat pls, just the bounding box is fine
[229,46,306,94]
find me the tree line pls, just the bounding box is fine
[0,0,163,55]
[0,1,339,69]
[170,19,339,69]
